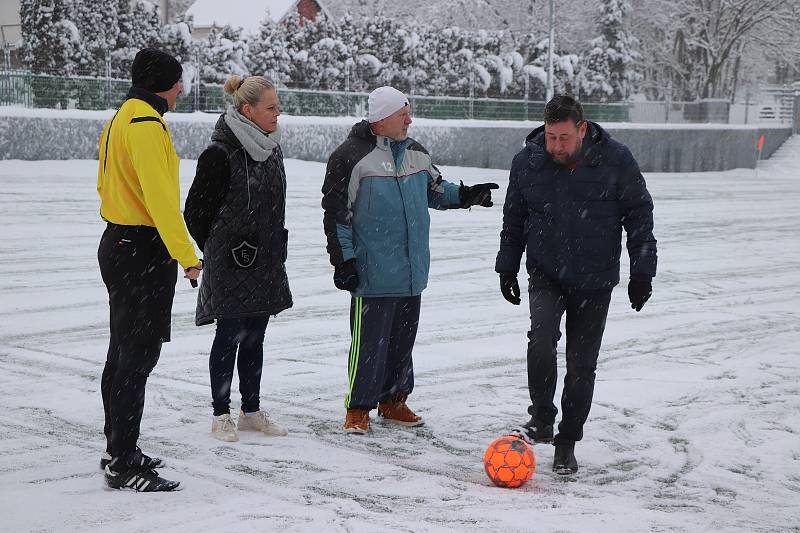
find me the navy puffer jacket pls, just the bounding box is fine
[495,121,657,290]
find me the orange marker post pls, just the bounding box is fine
[755,134,766,177]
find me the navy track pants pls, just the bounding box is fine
[345,296,421,410]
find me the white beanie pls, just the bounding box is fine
[367,86,409,123]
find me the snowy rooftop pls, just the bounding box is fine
[185,0,299,34]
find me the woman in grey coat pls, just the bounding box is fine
[185,74,292,442]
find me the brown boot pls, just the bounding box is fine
[378,398,424,427]
[343,409,370,434]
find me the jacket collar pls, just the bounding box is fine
[125,87,168,116]
[349,120,376,143]
[211,114,243,149]
[374,134,392,151]
[348,120,407,152]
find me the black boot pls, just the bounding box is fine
[514,416,554,444]
[553,440,578,475]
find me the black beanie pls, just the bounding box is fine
[131,48,183,93]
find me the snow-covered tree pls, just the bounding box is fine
[161,13,195,64]
[110,0,137,77]
[246,10,291,85]
[578,0,640,101]
[633,0,800,100]
[106,0,166,79]
[282,13,314,87]
[515,33,580,100]
[471,29,518,96]
[303,16,352,90]
[336,14,381,92]
[423,26,477,95]
[20,0,81,75]
[199,25,248,84]
[69,0,117,76]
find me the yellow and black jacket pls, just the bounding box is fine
[97,87,198,269]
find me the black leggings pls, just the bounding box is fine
[209,316,270,416]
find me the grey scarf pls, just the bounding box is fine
[224,105,278,162]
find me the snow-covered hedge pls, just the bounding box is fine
[0,108,791,172]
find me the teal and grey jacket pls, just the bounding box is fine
[322,120,462,297]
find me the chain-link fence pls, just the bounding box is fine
[0,69,632,120]
[1,69,797,126]
[0,69,634,121]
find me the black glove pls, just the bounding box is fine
[628,277,652,312]
[499,273,521,305]
[333,259,359,292]
[459,181,500,208]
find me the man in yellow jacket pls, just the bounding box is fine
[97,48,201,492]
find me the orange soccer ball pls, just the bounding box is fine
[483,435,536,488]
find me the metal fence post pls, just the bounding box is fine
[744,89,750,125]
[469,70,475,119]
[193,50,200,112]
[105,50,111,109]
[344,60,352,116]
[410,62,416,113]
[26,70,31,107]
[524,75,529,121]
[793,89,799,136]
[665,83,671,123]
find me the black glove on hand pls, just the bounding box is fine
[334,259,359,292]
[628,278,652,312]
[459,181,500,208]
[499,273,521,305]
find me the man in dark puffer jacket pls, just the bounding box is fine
[495,95,657,475]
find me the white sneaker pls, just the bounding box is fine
[211,413,239,442]
[237,409,288,436]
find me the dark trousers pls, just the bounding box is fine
[345,296,421,410]
[98,223,176,461]
[209,316,269,416]
[526,270,612,442]
[101,340,161,457]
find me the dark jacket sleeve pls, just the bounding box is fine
[495,152,528,274]
[618,147,657,279]
[321,147,356,267]
[184,146,230,252]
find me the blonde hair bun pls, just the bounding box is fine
[224,75,276,111]
[223,75,244,95]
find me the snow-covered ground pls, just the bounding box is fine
[1,138,799,532]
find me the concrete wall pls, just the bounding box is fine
[0,113,792,172]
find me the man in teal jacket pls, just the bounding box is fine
[322,86,498,434]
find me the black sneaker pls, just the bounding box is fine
[100,447,164,471]
[513,417,554,444]
[104,465,181,492]
[553,440,578,475]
